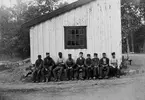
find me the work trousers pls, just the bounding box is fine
[41,66,53,82]
[53,66,64,81]
[99,65,110,78]
[86,67,94,79]
[33,69,41,82]
[65,67,74,80]
[93,66,99,78]
[75,66,86,80]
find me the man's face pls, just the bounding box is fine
[87,55,91,58]
[112,54,115,58]
[59,53,62,58]
[46,54,50,57]
[103,54,106,58]
[94,55,97,58]
[68,55,71,59]
[38,57,41,59]
[79,54,83,57]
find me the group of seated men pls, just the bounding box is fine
[33,52,120,82]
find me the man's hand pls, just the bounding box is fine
[88,66,91,68]
[94,66,98,68]
[45,68,48,71]
[112,65,116,68]
[81,65,84,67]
[102,65,108,68]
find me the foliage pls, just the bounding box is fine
[121,0,145,53]
[1,0,145,59]
[0,0,68,58]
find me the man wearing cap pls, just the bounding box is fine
[41,53,55,82]
[85,54,93,79]
[92,53,100,79]
[33,55,43,82]
[65,54,75,80]
[110,52,120,78]
[53,52,65,81]
[99,53,110,79]
[75,52,86,80]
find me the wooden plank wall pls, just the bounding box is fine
[30,0,122,64]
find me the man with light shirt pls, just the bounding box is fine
[53,52,65,81]
[110,52,120,78]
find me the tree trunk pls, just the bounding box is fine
[126,37,130,59]
[131,33,134,53]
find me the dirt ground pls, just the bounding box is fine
[0,54,145,100]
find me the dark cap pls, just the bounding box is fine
[79,52,83,54]
[68,54,72,56]
[103,53,106,55]
[112,52,115,55]
[87,54,91,56]
[46,52,50,55]
[58,52,62,55]
[38,55,41,58]
[94,53,98,56]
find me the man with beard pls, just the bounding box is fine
[41,53,55,82]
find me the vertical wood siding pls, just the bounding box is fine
[30,0,122,65]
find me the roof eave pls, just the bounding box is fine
[22,0,96,28]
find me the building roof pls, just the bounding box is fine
[22,0,96,28]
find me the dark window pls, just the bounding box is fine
[64,26,87,49]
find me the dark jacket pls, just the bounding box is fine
[35,59,43,69]
[76,57,85,66]
[65,58,75,68]
[99,57,109,66]
[43,57,55,69]
[92,58,99,66]
[85,58,92,66]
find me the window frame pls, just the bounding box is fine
[64,26,87,49]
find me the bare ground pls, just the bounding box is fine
[0,54,145,100]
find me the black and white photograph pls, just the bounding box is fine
[0,0,145,100]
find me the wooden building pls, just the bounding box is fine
[23,0,122,64]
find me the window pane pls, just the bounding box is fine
[76,29,79,35]
[64,26,87,49]
[76,40,80,45]
[72,30,75,35]
[80,39,84,45]
[72,41,75,45]
[67,41,72,45]
[76,34,79,39]
[68,35,71,40]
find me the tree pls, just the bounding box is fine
[0,0,70,58]
[121,0,145,54]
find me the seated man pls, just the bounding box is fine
[85,54,93,79]
[41,53,55,82]
[53,52,65,81]
[99,53,110,79]
[75,52,85,80]
[92,53,100,79]
[65,54,75,80]
[33,55,43,83]
[110,52,120,78]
